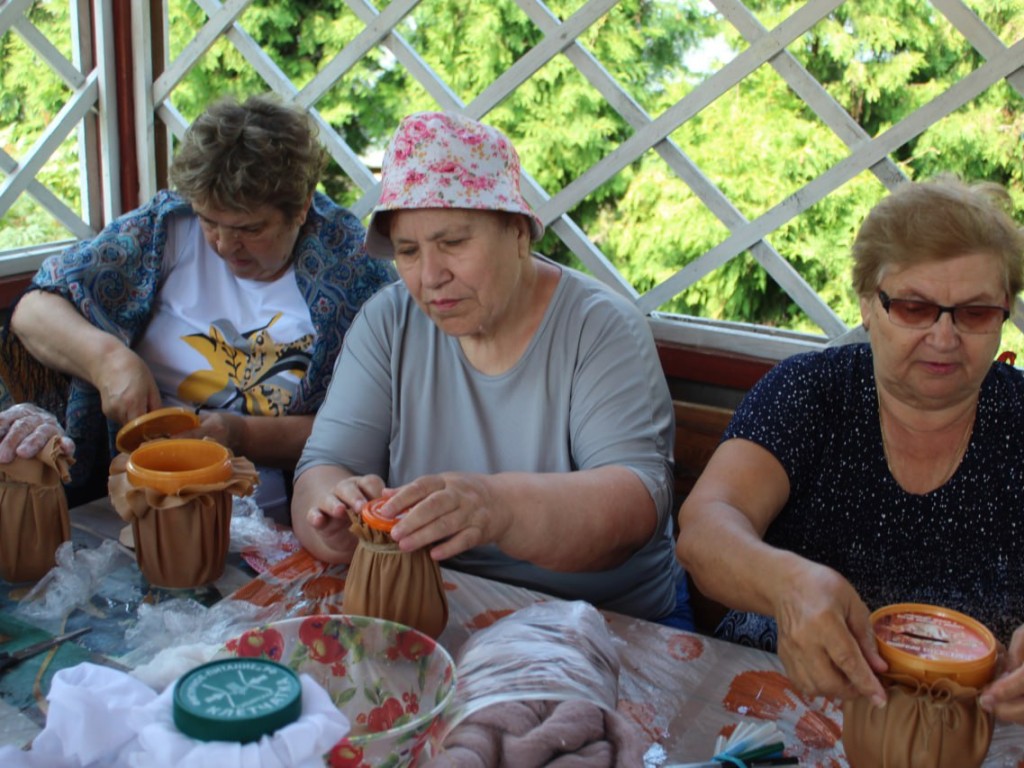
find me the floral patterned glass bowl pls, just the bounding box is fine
[221,614,457,767]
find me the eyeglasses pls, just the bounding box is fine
[877,290,1009,334]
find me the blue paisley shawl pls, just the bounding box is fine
[0,190,395,490]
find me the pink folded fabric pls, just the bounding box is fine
[424,698,646,767]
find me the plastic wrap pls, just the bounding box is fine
[14,540,134,633]
[229,496,300,571]
[421,600,646,767]
[444,600,621,729]
[121,596,276,685]
[229,496,291,551]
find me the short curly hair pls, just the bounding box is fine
[852,174,1024,300]
[169,93,328,221]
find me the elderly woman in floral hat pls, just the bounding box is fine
[292,112,691,627]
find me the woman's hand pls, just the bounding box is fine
[0,403,75,462]
[980,624,1024,723]
[313,474,387,527]
[291,466,385,564]
[184,411,244,454]
[774,561,888,707]
[179,412,312,467]
[385,473,504,560]
[679,440,887,706]
[93,346,162,426]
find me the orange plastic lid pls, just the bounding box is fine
[361,497,405,533]
[871,602,997,687]
[116,407,200,453]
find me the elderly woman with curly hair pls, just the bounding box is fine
[1,94,395,521]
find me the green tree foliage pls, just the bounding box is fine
[2,0,1023,348]
[607,64,883,328]
[162,0,710,211]
[0,1,78,249]
[602,0,1024,331]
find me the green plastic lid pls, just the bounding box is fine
[173,658,302,743]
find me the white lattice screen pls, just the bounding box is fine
[2,0,1022,359]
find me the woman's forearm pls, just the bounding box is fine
[233,413,313,468]
[675,437,801,617]
[482,466,658,571]
[11,290,125,384]
[677,497,809,617]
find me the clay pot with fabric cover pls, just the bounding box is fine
[842,672,993,768]
[342,498,449,638]
[0,434,73,582]
[108,439,258,589]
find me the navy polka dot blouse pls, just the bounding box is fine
[717,343,1024,647]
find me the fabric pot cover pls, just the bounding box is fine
[842,672,993,768]
[108,448,257,589]
[0,435,72,582]
[341,507,449,638]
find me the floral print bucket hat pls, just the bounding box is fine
[365,111,545,258]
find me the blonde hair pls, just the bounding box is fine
[851,174,1024,299]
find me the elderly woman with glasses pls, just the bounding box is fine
[677,174,1024,722]
[292,111,691,629]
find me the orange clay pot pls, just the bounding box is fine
[126,438,233,496]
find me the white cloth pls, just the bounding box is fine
[0,663,349,768]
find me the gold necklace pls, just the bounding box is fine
[878,399,975,488]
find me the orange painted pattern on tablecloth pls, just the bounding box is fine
[723,669,841,758]
[668,633,705,662]
[265,548,325,581]
[228,577,286,607]
[724,670,799,719]
[230,548,332,611]
[796,709,842,750]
